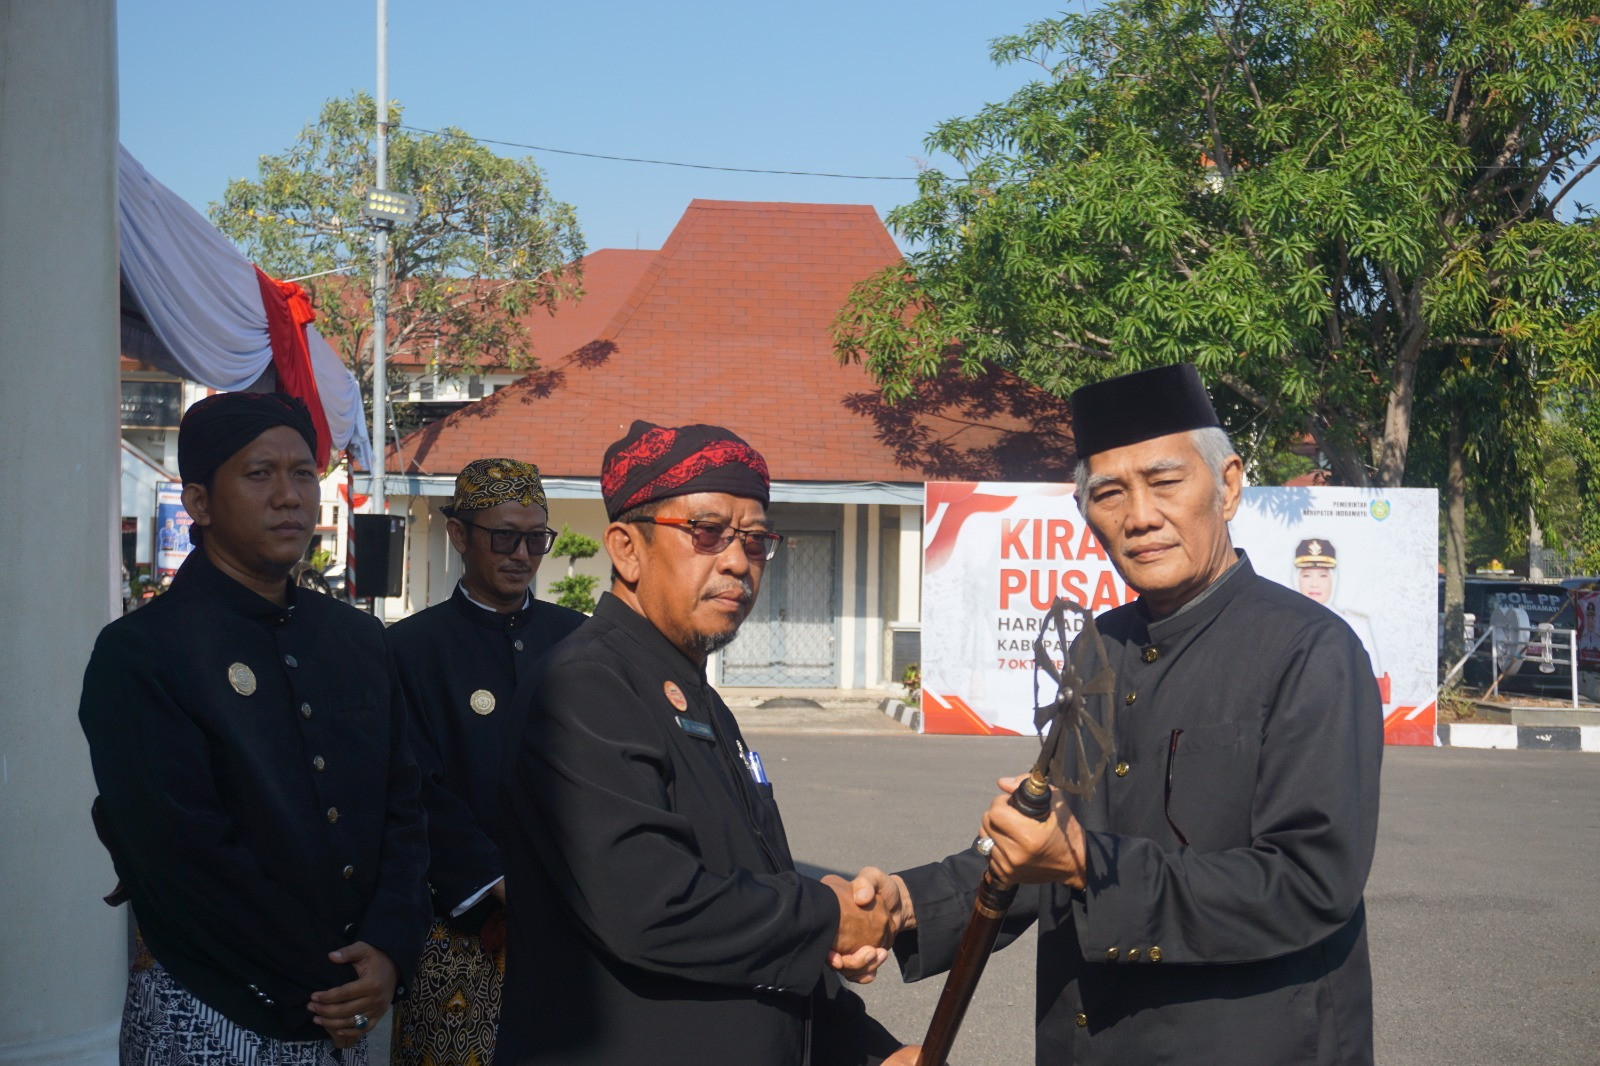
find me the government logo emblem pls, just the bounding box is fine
[470,689,496,715]
[1370,499,1391,521]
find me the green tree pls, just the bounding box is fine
[211,92,585,433]
[1545,388,1600,572]
[835,0,1600,490]
[547,524,602,614]
[835,1,1600,664]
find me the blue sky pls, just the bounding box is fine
[119,1,1596,256]
[118,0,1054,253]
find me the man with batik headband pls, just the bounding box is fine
[384,458,585,1066]
[497,421,914,1065]
[79,391,430,1065]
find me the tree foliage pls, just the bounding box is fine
[1544,387,1600,571]
[548,524,602,613]
[835,0,1600,488]
[211,92,585,418]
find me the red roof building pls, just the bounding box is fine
[392,200,1073,484]
[378,199,1075,692]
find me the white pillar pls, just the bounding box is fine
[428,501,454,607]
[839,505,859,688]
[0,2,126,1062]
[864,504,882,687]
[404,495,429,615]
[897,504,923,623]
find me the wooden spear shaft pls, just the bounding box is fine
[917,771,1053,1066]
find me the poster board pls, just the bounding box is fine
[1574,590,1600,673]
[155,481,195,576]
[920,483,1439,746]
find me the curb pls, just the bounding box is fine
[879,697,922,734]
[1436,723,1600,752]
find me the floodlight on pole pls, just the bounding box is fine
[362,188,417,227]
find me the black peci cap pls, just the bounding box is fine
[1069,363,1221,460]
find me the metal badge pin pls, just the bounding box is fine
[469,689,496,716]
[227,663,257,697]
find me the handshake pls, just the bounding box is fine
[821,867,915,985]
[820,775,1088,986]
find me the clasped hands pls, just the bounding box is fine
[307,940,398,1048]
[825,775,1087,987]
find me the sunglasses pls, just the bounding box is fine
[459,519,557,556]
[644,517,784,560]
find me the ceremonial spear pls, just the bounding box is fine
[916,596,1116,1066]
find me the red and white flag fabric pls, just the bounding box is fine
[117,145,373,471]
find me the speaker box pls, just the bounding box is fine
[351,514,406,599]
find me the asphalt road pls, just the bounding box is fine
[740,734,1600,1065]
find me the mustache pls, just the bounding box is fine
[702,579,755,604]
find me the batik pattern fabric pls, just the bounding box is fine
[445,458,546,515]
[121,958,366,1066]
[599,419,769,518]
[388,918,504,1066]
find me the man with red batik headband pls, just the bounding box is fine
[497,421,915,1065]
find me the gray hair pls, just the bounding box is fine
[1073,426,1239,510]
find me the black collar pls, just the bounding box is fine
[171,547,298,625]
[1141,551,1253,642]
[450,581,535,631]
[593,592,706,678]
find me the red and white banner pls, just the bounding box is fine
[921,483,1439,746]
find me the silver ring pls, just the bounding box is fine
[352,1013,369,1032]
[973,835,995,858]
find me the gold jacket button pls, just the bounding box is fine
[1148,946,1163,962]
[1142,646,1158,662]
[1074,1013,1088,1028]
[342,865,355,879]
[1105,947,1119,961]
[312,756,325,772]
[1114,761,1130,778]
[300,702,313,719]
[1126,948,1141,961]
[1124,691,1137,706]
[326,807,339,823]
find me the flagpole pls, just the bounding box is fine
[370,0,389,620]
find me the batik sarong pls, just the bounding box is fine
[121,957,367,1066]
[388,917,504,1066]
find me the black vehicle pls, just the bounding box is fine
[1440,576,1575,692]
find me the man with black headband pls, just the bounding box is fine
[496,421,912,1065]
[384,458,585,1066]
[78,391,430,1065]
[842,364,1383,1064]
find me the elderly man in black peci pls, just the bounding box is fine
[841,364,1384,1065]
